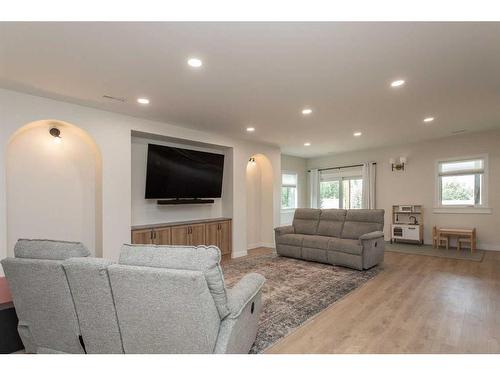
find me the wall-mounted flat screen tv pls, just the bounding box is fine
[145,144,225,199]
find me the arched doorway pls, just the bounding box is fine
[246,154,274,250]
[6,120,102,256]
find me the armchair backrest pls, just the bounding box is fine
[0,239,90,353]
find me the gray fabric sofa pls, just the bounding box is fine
[275,208,385,270]
[65,244,265,354]
[1,239,91,354]
[2,240,264,354]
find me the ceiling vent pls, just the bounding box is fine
[451,129,467,135]
[102,95,126,103]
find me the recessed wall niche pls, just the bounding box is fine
[6,120,102,256]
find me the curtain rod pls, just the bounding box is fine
[307,162,376,173]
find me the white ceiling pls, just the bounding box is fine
[1,22,499,157]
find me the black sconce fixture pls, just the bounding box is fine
[390,157,407,171]
[49,127,62,143]
[248,157,256,165]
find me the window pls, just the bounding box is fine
[320,172,363,209]
[281,173,298,209]
[436,156,488,211]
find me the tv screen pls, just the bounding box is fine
[145,144,225,199]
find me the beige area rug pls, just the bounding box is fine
[386,242,484,262]
[222,253,380,353]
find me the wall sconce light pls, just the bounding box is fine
[248,157,256,166]
[390,156,407,171]
[49,127,62,144]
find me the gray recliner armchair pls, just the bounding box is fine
[63,244,265,354]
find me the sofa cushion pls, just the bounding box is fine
[328,238,363,256]
[14,239,90,260]
[119,244,229,319]
[277,234,305,247]
[302,235,331,250]
[292,208,321,235]
[317,209,347,237]
[341,209,384,239]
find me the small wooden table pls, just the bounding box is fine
[435,227,477,253]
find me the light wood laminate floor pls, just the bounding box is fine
[236,247,500,354]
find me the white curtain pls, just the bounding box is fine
[362,162,376,209]
[309,169,320,208]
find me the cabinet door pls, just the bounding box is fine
[131,229,153,244]
[218,221,231,255]
[205,222,219,247]
[154,227,171,245]
[189,224,206,246]
[171,226,189,245]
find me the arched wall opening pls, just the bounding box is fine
[246,154,274,250]
[6,120,102,257]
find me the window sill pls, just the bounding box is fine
[281,208,297,212]
[433,207,492,214]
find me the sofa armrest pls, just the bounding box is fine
[226,273,265,319]
[274,225,294,236]
[359,231,384,241]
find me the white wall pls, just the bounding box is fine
[246,154,275,249]
[6,122,101,256]
[307,129,500,250]
[131,136,231,226]
[246,161,261,248]
[280,154,308,225]
[0,88,281,275]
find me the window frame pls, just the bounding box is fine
[320,168,363,209]
[281,171,298,210]
[434,154,491,214]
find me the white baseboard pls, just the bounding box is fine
[478,243,500,251]
[247,242,275,250]
[231,251,248,258]
[388,240,500,251]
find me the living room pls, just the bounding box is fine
[1,2,500,373]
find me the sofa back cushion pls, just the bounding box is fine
[108,264,220,353]
[317,209,347,237]
[341,209,385,239]
[14,239,90,260]
[63,258,124,353]
[292,208,321,235]
[1,257,84,354]
[119,244,229,319]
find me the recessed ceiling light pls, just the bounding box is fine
[353,132,362,137]
[301,108,313,115]
[390,79,405,88]
[246,127,255,132]
[304,142,311,146]
[137,98,150,105]
[423,117,435,123]
[187,58,203,68]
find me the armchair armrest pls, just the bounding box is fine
[226,273,265,319]
[359,231,384,241]
[274,225,295,236]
